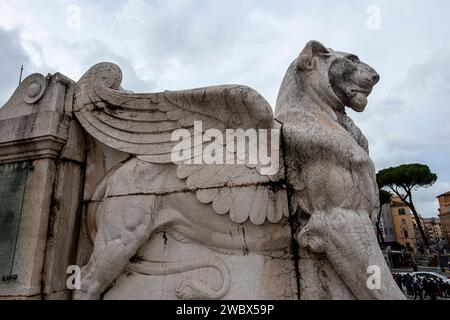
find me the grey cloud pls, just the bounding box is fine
[75,40,156,92]
[1,0,449,217]
[0,28,32,106]
[356,49,450,217]
[381,97,405,108]
[411,181,450,217]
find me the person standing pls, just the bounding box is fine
[406,274,414,296]
[413,276,423,300]
[429,279,437,300]
[437,278,444,298]
[423,277,430,299]
[395,274,404,293]
[438,278,448,298]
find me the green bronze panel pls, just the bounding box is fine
[0,162,30,282]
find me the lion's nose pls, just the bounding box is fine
[371,72,380,85]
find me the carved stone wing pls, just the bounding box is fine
[74,62,289,225]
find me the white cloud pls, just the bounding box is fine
[0,0,449,217]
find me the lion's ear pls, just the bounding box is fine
[297,40,330,71]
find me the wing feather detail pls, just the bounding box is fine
[74,62,289,225]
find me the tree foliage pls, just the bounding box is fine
[376,163,437,247]
[379,189,393,206]
[377,163,437,194]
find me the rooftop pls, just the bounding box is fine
[437,191,450,198]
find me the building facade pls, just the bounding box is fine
[390,197,416,252]
[379,203,396,243]
[437,191,450,247]
[422,217,443,244]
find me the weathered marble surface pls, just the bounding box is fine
[71,41,404,300]
[0,72,83,299]
[0,40,405,300]
[276,41,402,299]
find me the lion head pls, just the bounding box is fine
[276,40,380,115]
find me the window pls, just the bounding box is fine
[390,228,393,235]
[404,230,409,238]
[402,219,406,225]
[398,208,406,215]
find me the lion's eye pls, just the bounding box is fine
[347,55,360,63]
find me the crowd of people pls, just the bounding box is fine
[393,273,449,300]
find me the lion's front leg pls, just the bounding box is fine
[73,195,159,300]
[296,161,405,300]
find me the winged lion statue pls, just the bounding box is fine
[72,40,405,300]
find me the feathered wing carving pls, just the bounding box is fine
[74,62,289,225]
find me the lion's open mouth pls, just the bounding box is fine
[345,79,374,98]
[346,87,371,98]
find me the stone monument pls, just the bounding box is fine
[0,41,405,300]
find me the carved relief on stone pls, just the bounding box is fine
[71,40,405,300]
[23,74,48,104]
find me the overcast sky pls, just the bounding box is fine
[0,0,449,217]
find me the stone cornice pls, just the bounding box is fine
[0,135,67,164]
